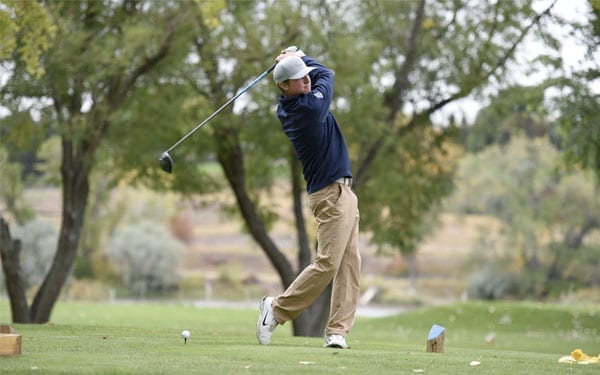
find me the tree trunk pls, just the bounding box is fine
[29,141,91,323]
[291,154,311,271]
[216,126,295,287]
[293,284,331,337]
[0,218,31,323]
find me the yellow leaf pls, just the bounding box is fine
[571,349,588,361]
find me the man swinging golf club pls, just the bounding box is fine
[256,47,361,349]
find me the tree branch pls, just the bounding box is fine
[355,0,425,188]
[111,16,177,109]
[383,0,426,121]
[484,0,557,82]
[353,0,557,190]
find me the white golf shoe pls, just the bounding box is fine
[323,334,348,349]
[256,296,278,345]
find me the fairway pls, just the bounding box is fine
[0,300,598,374]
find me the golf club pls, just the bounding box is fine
[159,62,277,173]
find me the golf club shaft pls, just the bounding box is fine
[164,62,277,154]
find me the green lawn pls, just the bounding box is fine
[0,300,598,374]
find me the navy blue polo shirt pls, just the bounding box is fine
[276,56,352,194]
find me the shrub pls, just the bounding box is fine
[14,219,57,288]
[106,221,184,297]
[468,266,515,300]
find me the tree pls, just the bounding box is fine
[550,76,600,180]
[545,0,600,180]
[450,136,600,298]
[459,85,551,152]
[0,1,55,219]
[349,0,563,254]
[0,0,205,323]
[358,126,458,288]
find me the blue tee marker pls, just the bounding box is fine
[427,324,446,353]
[428,324,445,340]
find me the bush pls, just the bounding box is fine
[106,221,184,297]
[14,219,58,288]
[467,266,515,300]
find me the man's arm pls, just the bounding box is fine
[302,56,333,103]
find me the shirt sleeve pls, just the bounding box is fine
[301,56,334,123]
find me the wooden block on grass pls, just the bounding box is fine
[0,325,22,356]
[0,333,22,356]
[426,324,445,353]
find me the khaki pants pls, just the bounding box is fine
[272,182,361,336]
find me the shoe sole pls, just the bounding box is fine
[325,343,349,349]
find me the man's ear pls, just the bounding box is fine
[277,81,288,92]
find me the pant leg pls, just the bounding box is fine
[326,185,361,335]
[272,183,357,324]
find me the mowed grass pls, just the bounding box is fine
[0,300,599,374]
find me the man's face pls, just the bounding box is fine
[279,75,311,96]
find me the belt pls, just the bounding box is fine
[335,177,353,187]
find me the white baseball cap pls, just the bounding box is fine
[273,56,316,83]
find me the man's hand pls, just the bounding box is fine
[281,46,299,54]
[276,46,305,62]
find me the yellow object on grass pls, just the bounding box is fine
[558,349,600,364]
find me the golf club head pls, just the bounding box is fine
[159,152,173,174]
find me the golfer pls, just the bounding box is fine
[256,47,361,349]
